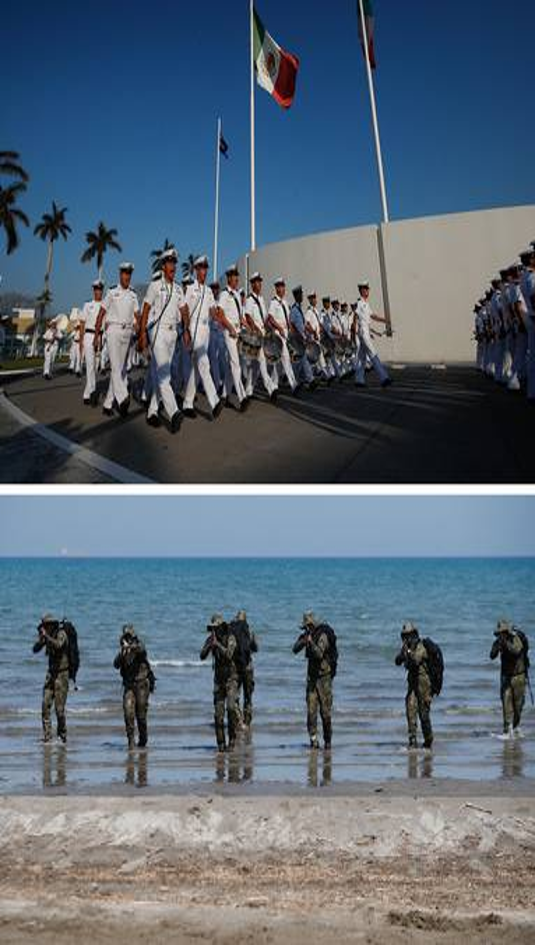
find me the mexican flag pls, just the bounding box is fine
[358,0,376,69]
[253,8,299,109]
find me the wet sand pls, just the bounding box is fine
[0,782,533,944]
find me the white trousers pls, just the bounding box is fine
[355,330,389,385]
[43,342,58,377]
[246,348,276,397]
[276,340,297,390]
[183,333,219,411]
[293,349,314,385]
[222,334,246,402]
[147,325,180,420]
[508,332,528,391]
[83,333,97,399]
[527,318,535,400]
[209,330,225,391]
[103,324,131,410]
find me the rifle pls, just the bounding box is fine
[527,669,534,707]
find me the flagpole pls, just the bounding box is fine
[358,0,389,223]
[250,0,256,251]
[213,116,222,278]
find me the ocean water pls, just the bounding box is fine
[0,556,533,792]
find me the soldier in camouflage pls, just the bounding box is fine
[200,613,240,753]
[113,624,154,750]
[292,611,333,750]
[32,613,70,743]
[234,609,258,730]
[490,619,527,735]
[395,621,433,749]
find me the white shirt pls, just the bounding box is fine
[102,284,139,328]
[43,327,57,345]
[305,305,321,336]
[81,300,101,332]
[184,279,215,340]
[143,275,184,332]
[356,298,372,335]
[244,293,267,334]
[521,268,535,318]
[321,308,333,336]
[218,287,243,333]
[268,296,290,337]
[289,302,307,337]
[331,309,344,335]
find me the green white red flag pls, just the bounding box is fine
[358,0,376,69]
[253,8,299,109]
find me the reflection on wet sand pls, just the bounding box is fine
[42,744,67,788]
[407,749,434,780]
[307,748,332,787]
[215,748,254,784]
[502,739,525,779]
[125,749,149,787]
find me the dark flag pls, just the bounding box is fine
[219,133,229,159]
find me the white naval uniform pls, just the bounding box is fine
[218,287,247,403]
[209,317,226,392]
[267,296,297,390]
[289,302,314,385]
[508,282,528,391]
[321,307,339,379]
[101,284,139,410]
[43,328,58,377]
[354,296,390,385]
[143,275,184,421]
[521,267,535,400]
[489,292,503,379]
[182,280,220,411]
[305,304,329,379]
[81,300,101,400]
[498,286,513,383]
[69,328,82,374]
[243,293,276,397]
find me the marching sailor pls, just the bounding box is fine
[243,272,278,402]
[305,291,330,382]
[215,264,249,411]
[520,246,535,400]
[354,281,392,387]
[320,296,339,379]
[42,320,59,380]
[180,255,223,420]
[507,263,528,392]
[209,280,226,394]
[139,246,183,432]
[94,262,139,417]
[290,285,315,389]
[266,278,298,394]
[80,279,104,405]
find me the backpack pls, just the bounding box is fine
[60,620,80,683]
[514,628,530,670]
[229,619,252,674]
[422,637,443,696]
[316,623,339,679]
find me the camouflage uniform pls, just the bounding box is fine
[200,615,240,751]
[395,626,433,749]
[234,611,258,727]
[33,619,70,742]
[293,613,333,749]
[114,629,152,749]
[490,621,527,733]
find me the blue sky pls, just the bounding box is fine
[0,496,533,558]
[1,0,534,310]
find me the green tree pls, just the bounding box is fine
[81,221,122,281]
[32,202,71,353]
[151,237,174,274]
[181,253,198,280]
[0,183,29,255]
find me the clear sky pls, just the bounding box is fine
[1,0,534,311]
[0,496,533,558]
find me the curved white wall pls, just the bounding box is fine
[239,204,534,363]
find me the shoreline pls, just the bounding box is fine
[0,784,533,944]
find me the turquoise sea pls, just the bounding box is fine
[0,556,533,791]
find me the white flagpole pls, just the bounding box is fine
[250,0,256,251]
[358,0,389,223]
[213,116,222,277]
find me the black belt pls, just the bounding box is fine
[85,328,96,335]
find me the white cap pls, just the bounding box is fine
[119,261,134,272]
[358,279,370,289]
[274,276,286,286]
[92,279,104,289]
[194,254,209,268]
[249,271,263,282]
[160,247,178,264]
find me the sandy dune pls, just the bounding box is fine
[0,787,533,944]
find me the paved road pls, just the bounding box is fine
[0,366,533,484]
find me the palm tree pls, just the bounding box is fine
[0,150,29,183]
[32,202,71,354]
[150,237,173,274]
[81,221,122,281]
[181,253,198,280]
[0,183,30,254]
[30,288,53,357]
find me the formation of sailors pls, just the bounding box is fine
[473,241,535,400]
[44,249,393,431]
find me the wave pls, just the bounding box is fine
[152,659,206,669]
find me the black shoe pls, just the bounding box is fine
[90,391,99,407]
[118,396,130,417]
[170,411,182,434]
[381,377,392,387]
[146,413,161,428]
[221,397,230,408]
[102,406,114,417]
[239,398,248,412]
[270,389,278,404]
[183,408,197,419]
[83,397,91,406]
[211,400,223,420]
